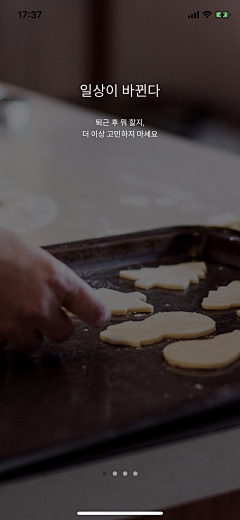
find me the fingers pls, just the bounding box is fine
[61,270,111,327]
[7,309,74,351]
[0,245,111,352]
[40,307,74,343]
[0,274,110,352]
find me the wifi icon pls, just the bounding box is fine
[203,10,212,18]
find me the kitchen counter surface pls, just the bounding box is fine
[0,82,240,246]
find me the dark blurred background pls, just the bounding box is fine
[1,0,240,152]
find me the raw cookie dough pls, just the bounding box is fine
[163,330,240,369]
[119,262,206,290]
[202,281,240,310]
[63,308,77,318]
[100,311,215,347]
[95,288,153,314]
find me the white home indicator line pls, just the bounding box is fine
[76,513,163,516]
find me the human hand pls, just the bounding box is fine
[0,227,111,351]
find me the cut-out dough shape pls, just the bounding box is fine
[163,330,240,369]
[95,288,153,314]
[63,308,77,318]
[119,262,207,290]
[202,281,240,310]
[100,311,215,347]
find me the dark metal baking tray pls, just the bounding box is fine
[2,225,240,481]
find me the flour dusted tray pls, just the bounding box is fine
[2,225,240,481]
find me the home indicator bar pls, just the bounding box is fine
[76,513,164,516]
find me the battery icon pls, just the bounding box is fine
[215,11,231,17]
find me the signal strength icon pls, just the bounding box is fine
[202,11,212,18]
[188,11,199,18]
